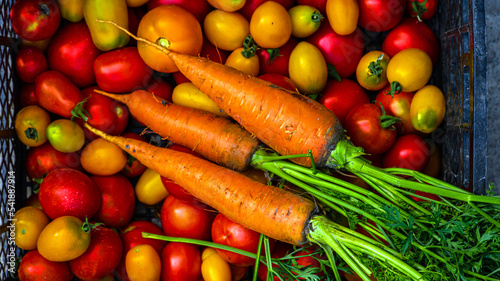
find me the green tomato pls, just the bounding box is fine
[46,119,85,153]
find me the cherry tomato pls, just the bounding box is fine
[225,47,260,76]
[15,105,51,147]
[375,85,417,135]
[147,0,212,23]
[406,0,438,21]
[18,250,73,281]
[239,0,295,20]
[250,1,292,48]
[80,137,128,176]
[10,0,61,41]
[288,5,323,38]
[24,141,82,180]
[201,247,232,281]
[137,5,203,73]
[121,132,148,178]
[326,0,358,35]
[386,48,432,93]
[204,9,250,52]
[357,0,406,32]
[172,82,229,117]
[410,85,446,133]
[15,46,48,83]
[161,242,202,281]
[13,206,50,250]
[258,73,297,91]
[382,134,430,172]
[126,244,162,281]
[356,51,391,91]
[135,168,169,205]
[257,37,298,77]
[46,119,85,153]
[288,41,328,94]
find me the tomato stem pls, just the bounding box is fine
[387,81,403,97]
[81,217,104,233]
[311,10,324,23]
[327,63,341,82]
[71,97,92,122]
[24,125,39,142]
[367,54,386,83]
[412,0,428,22]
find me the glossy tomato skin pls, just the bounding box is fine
[201,247,232,281]
[257,37,298,77]
[94,47,153,93]
[38,168,102,220]
[382,134,430,172]
[15,46,48,83]
[147,0,212,23]
[18,250,73,281]
[288,41,328,94]
[125,244,162,281]
[13,206,50,250]
[358,0,406,32]
[375,85,417,135]
[47,21,102,88]
[10,0,61,41]
[161,242,202,281]
[69,226,123,280]
[14,105,51,147]
[249,1,292,49]
[204,9,250,52]
[24,141,82,180]
[80,137,128,176]
[45,118,85,153]
[406,0,438,21]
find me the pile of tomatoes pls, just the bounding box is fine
[10,0,444,280]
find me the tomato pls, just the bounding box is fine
[137,5,203,73]
[406,0,438,21]
[15,46,48,83]
[24,141,82,180]
[80,137,128,176]
[294,246,328,278]
[46,119,85,153]
[91,174,135,228]
[126,244,162,281]
[257,37,298,77]
[161,242,202,281]
[318,79,370,126]
[356,51,391,91]
[147,0,212,23]
[121,132,148,177]
[37,216,92,262]
[47,21,101,88]
[18,250,73,281]
[19,83,39,107]
[386,48,432,93]
[382,17,440,65]
[135,168,169,205]
[250,1,292,49]
[160,195,215,240]
[326,0,358,35]
[34,70,85,119]
[211,213,276,266]
[200,36,231,64]
[208,0,246,12]
[344,103,398,155]
[288,5,323,38]
[382,134,430,173]
[357,0,406,32]
[258,73,297,91]
[39,168,102,220]
[20,36,53,53]
[422,140,441,178]
[127,6,147,46]
[289,41,328,94]
[201,247,232,281]
[94,46,153,93]
[56,0,84,22]
[225,47,260,76]
[204,9,250,52]
[375,85,417,135]
[120,221,167,255]
[172,82,229,117]
[69,226,123,280]
[144,76,175,103]
[257,241,293,281]
[15,105,51,147]
[410,85,446,133]
[239,0,295,21]
[10,0,61,41]
[306,24,364,78]
[13,206,49,250]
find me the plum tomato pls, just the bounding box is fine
[382,134,430,172]
[18,250,73,281]
[375,85,417,135]
[356,50,391,91]
[10,0,61,41]
[13,206,50,250]
[46,119,85,153]
[80,137,128,176]
[135,168,170,205]
[325,0,358,36]
[125,244,162,281]
[15,105,51,147]
[386,48,433,93]
[161,242,202,281]
[288,41,328,94]
[201,247,232,281]
[250,1,292,49]
[15,46,48,83]
[204,9,250,52]
[357,0,406,32]
[410,85,446,134]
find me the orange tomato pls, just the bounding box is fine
[225,47,260,76]
[204,9,250,51]
[288,41,328,94]
[14,105,51,147]
[356,51,390,91]
[14,206,50,250]
[126,244,162,281]
[80,137,127,176]
[250,1,292,48]
[326,0,359,35]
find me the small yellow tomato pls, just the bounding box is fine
[225,47,260,76]
[386,48,433,93]
[288,41,328,94]
[207,0,246,12]
[57,0,84,22]
[201,247,232,281]
[15,105,51,147]
[204,9,250,51]
[14,206,49,250]
[356,51,391,91]
[326,0,359,35]
[250,1,292,48]
[80,137,127,176]
[135,168,169,205]
[410,85,446,133]
[288,5,323,38]
[172,82,229,117]
[46,119,85,153]
[126,244,162,281]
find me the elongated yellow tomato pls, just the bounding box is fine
[289,41,328,94]
[15,105,51,147]
[204,9,249,51]
[250,1,292,48]
[201,247,232,281]
[326,0,359,35]
[57,0,84,22]
[46,119,85,153]
[410,85,446,133]
[172,82,229,117]
[288,5,323,38]
[80,138,127,176]
[225,47,260,76]
[134,168,169,205]
[37,216,91,262]
[356,51,390,91]
[386,48,432,93]
[207,0,246,12]
[126,244,161,281]
[14,206,49,250]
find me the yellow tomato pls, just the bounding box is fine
[172,82,229,117]
[410,85,446,133]
[14,206,49,250]
[57,0,84,22]
[46,119,85,153]
[80,137,127,176]
[204,9,250,51]
[386,48,432,93]
[250,1,292,48]
[288,41,328,94]
[135,168,169,205]
[207,0,246,12]
[126,244,162,281]
[225,47,260,76]
[356,51,390,91]
[201,247,232,281]
[15,105,51,147]
[288,5,323,38]
[326,0,359,35]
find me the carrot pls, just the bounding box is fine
[93,89,260,172]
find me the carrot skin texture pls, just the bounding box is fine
[95,89,261,172]
[84,123,317,246]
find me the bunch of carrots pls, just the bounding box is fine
[82,21,500,281]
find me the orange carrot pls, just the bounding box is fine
[94,89,260,172]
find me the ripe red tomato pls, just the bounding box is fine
[69,226,123,280]
[47,21,102,88]
[161,242,202,281]
[258,73,297,92]
[375,85,417,135]
[358,0,406,32]
[15,46,48,83]
[239,0,295,20]
[296,0,327,16]
[147,0,212,23]
[406,0,438,21]
[24,142,82,180]
[382,134,430,172]
[10,0,61,41]
[38,168,102,220]
[18,250,73,281]
[344,103,398,155]
[257,37,298,77]
[19,83,39,107]
[144,76,175,103]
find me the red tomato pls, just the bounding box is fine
[294,246,327,279]
[344,103,398,155]
[10,0,61,41]
[47,21,102,88]
[19,83,39,107]
[296,0,327,16]
[38,168,102,220]
[94,46,153,93]
[34,70,85,119]
[357,0,406,32]
[406,0,438,21]
[382,17,440,65]
[382,134,430,172]
[318,79,370,126]
[147,0,213,23]
[375,85,417,135]
[258,73,297,92]
[69,226,123,280]
[307,24,364,78]
[120,132,148,178]
[211,213,276,266]
[144,76,175,103]
[18,250,73,281]
[239,0,295,20]
[161,242,202,281]
[91,174,135,228]
[15,46,48,83]
[257,37,298,77]
[24,142,82,180]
